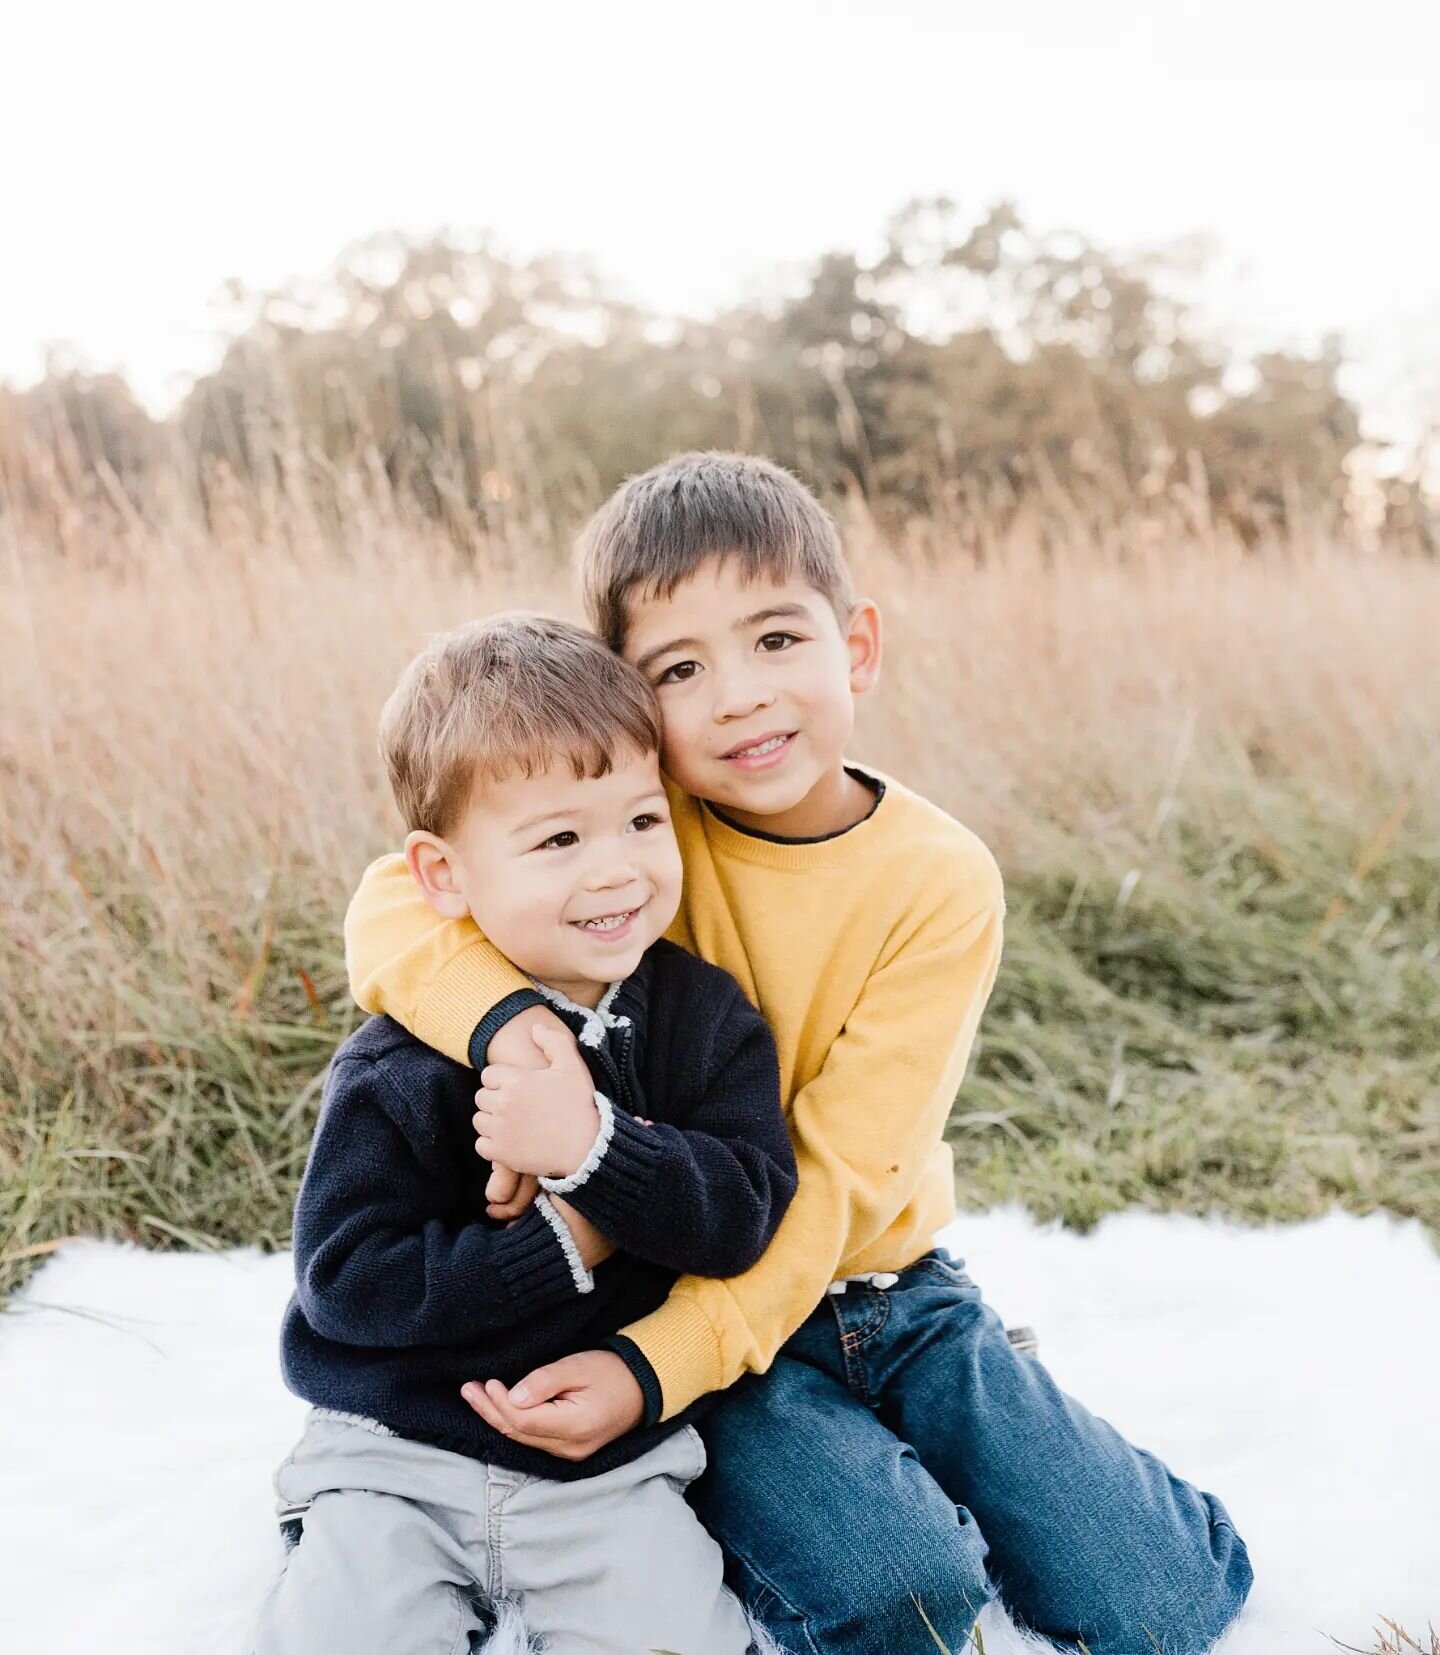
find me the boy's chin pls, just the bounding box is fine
[562,938,648,986]
[709,761,827,818]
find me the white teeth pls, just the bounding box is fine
[732,734,789,758]
[578,911,632,931]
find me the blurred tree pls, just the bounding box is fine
[0,356,160,507]
[3,202,1391,552]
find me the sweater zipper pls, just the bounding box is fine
[611,1023,634,1112]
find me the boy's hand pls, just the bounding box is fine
[474,1023,601,1179]
[460,1350,644,1461]
[547,1193,615,1270]
[484,1165,540,1221]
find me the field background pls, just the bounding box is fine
[4,470,1437,1300]
[3,204,1439,1308]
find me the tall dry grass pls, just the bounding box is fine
[2,475,1438,1289]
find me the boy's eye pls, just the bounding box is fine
[654,659,700,686]
[537,830,579,851]
[757,631,800,652]
[629,812,665,832]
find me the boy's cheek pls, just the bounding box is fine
[660,728,707,791]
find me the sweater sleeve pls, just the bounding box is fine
[292,1056,584,1347]
[344,854,545,1068]
[549,1001,797,1278]
[613,862,1005,1421]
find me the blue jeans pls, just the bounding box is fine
[690,1250,1252,1655]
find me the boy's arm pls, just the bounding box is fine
[345,854,551,1066]
[610,862,1005,1423]
[541,1001,797,1279]
[293,1056,594,1348]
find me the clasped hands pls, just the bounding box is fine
[466,1006,646,1459]
[474,1019,602,1186]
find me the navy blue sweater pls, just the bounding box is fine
[280,938,796,1480]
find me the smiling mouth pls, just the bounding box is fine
[570,904,643,933]
[722,732,796,761]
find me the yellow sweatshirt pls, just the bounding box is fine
[345,767,1005,1420]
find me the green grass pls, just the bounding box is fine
[3,797,1438,1303]
[954,810,1439,1238]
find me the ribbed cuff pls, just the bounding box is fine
[540,1092,614,1194]
[615,1294,728,1421]
[532,1193,595,1294]
[559,1107,668,1234]
[468,988,548,1070]
[600,1334,664,1428]
[490,1201,588,1314]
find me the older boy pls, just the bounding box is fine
[346,454,1253,1655]
[254,614,795,1655]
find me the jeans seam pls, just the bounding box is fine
[834,1293,890,1405]
[831,1300,871,1403]
[854,1293,890,1345]
[724,1543,825,1655]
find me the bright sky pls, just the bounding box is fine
[4,0,1437,442]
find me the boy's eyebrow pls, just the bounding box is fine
[633,602,814,675]
[509,788,667,837]
[509,808,575,837]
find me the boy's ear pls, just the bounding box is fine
[845,598,883,696]
[404,831,472,921]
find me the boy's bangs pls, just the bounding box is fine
[577,452,854,649]
[476,728,657,790]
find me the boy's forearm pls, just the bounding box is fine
[296,1062,592,1347]
[544,1014,795,1279]
[344,853,542,1066]
[295,1198,588,1347]
[554,1106,797,1277]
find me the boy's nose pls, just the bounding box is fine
[584,859,640,891]
[712,674,776,722]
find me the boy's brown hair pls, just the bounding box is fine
[577,452,856,651]
[379,612,661,837]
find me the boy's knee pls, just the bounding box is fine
[844,1513,992,1653]
[892,1535,993,1650]
[1066,1512,1253,1655]
[730,1510,992,1655]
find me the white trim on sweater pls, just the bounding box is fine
[533,1191,595,1294]
[529,978,633,1049]
[540,1091,616,1195]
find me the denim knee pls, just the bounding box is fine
[729,1507,993,1655]
[839,1511,993,1655]
[888,1522,994,1654]
[1048,1505,1253,1655]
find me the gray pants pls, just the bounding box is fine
[250,1409,762,1655]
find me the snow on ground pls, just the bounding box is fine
[1,1207,1436,1653]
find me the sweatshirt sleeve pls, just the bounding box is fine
[613,859,1005,1421]
[344,853,544,1067]
[292,1055,585,1347]
[545,998,797,1278]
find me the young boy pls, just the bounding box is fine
[345,454,1254,1655]
[254,614,796,1655]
